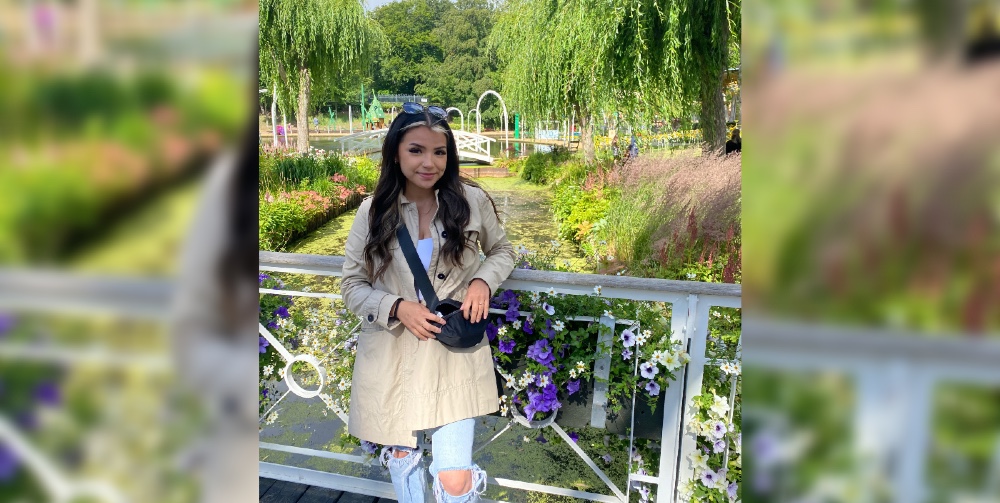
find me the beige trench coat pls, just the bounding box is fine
[341,184,517,447]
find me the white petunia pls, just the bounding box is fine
[576,361,587,371]
[338,379,350,391]
[711,393,731,418]
[547,287,556,295]
[569,369,578,379]
[263,365,274,377]
[512,320,522,330]
[538,374,550,387]
[689,449,709,470]
[265,412,279,425]
[553,320,565,332]
[593,285,603,296]
[498,326,508,336]
[686,272,696,279]
[663,352,681,371]
[603,310,615,319]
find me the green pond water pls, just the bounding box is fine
[287,177,592,272]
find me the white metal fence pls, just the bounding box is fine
[258,252,742,502]
[743,318,1000,503]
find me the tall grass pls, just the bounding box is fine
[595,153,742,281]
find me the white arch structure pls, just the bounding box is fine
[475,90,509,141]
[445,107,464,130]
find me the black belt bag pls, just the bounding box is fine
[396,226,489,348]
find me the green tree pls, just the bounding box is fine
[677,0,738,151]
[259,0,386,152]
[418,0,499,124]
[371,0,451,95]
[491,0,739,157]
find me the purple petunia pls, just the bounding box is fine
[258,273,269,284]
[727,482,738,500]
[700,469,719,487]
[360,441,378,455]
[486,321,499,342]
[273,306,290,319]
[620,329,636,347]
[0,443,19,481]
[601,453,613,464]
[621,348,633,360]
[498,338,516,354]
[522,318,534,335]
[500,289,518,305]
[644,380,661,396]
[535,433,548,444]
[266,320,278,330]
[34,382,59,406]
[526,382,561,417]
[526,339,555,367]
[505,306,519,322]
[711,421,728,438]
[568,431,579,443]
[639,362,659,379]
[259,336,270,353]
[261,388,269,398]
[542,302,555,315]
[566,379,581,395]
[0,313,15,337]
[713,439,726,453]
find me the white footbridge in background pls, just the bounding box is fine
[333,128,496,164]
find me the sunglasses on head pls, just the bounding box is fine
[402,102,447,120]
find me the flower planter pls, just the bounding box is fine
[555,378,594,428]
[605,393,666,440]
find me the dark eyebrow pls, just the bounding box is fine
[407,142,447,150]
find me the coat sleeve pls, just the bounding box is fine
[470,188,517,296]
[341,199,402,329]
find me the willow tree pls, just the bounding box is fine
[677,0,738,151]
[259,0,386,153]
[491,0,738,157]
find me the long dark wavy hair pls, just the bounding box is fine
[364,108,500,283]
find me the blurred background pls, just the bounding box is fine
[0,0,254,501]
[3,0,1000,502]
[743,0,1000,502]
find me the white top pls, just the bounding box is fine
[416,238,433,302]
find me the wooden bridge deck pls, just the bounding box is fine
[260,477,398,503]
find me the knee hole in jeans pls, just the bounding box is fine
[437,469,472,496]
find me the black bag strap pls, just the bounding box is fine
[396,225,441,310]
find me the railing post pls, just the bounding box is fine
[672,294,709,498]
[591,314,616,428]
[657,296,690,502]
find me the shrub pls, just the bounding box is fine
[259,199,307,251]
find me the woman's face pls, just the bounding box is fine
[397,125,448,193]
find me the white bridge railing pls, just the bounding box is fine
[744,318,1000,503]
[258,252,742,502]
[333,128,496,164]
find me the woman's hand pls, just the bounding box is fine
[396,301,445,341]
[461,279,492,323]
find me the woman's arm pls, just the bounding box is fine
[469,189,517,296]
[341,200,403,329]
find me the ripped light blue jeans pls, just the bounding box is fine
[378,418,487,503]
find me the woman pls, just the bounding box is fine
[341,102,516,503]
